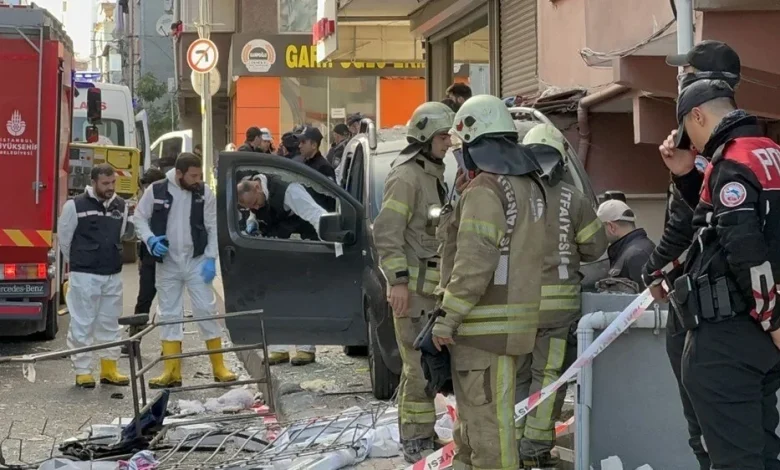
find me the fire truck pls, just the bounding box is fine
[0,4,74,338]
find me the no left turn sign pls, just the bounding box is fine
[187,38,219,73]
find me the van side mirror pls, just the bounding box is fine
[318,212,355,245]
[366,119,377,150]
[87,88,102,124]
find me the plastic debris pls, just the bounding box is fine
[601,456,623,470]
[36,459,117,470]
[176,398,206,415]
[300,379,337,393]
[119,450,159,470]
[22,361,36,383]
[204,387,255,413]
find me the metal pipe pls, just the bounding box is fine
[35,26,43,204]
[576,84,630,171]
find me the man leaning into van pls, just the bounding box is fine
[58,164,135,388]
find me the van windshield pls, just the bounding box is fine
[72,118,125,146]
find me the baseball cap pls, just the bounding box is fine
[666,40,741,77]
[347,113,363,126]
[259,127,273,141]
[297,126,323,144]
[674,79,735,149]
[597,200,636,224]
[246,126,262,141]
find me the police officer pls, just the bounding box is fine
[372,101,454,462]
[58,164,135,388]
[515,124,607,468]
[433,94,546,469]
[134,153,237,388]
[642,40,742,470]
[673,78,780,469]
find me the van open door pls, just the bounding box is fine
[216,152,367,346]
[135,110,151,170]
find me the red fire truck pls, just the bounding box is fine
[0,4,74,338]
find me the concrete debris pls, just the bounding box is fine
[300,379,338,393]
[36,459,118,470]
[599,456,654,470]
[175,387,255,415]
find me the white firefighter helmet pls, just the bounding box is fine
[450,94,516,144]
[406,101,456,144]
[522,123,568,158]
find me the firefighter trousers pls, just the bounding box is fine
[450,344,518,470]
[682,316,780,470]
[393,293,437,442]
[514,324,570,459]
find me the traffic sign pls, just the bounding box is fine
[191,69,221,98]
[187,38,218,74]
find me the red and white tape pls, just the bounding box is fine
[407,290,654,470]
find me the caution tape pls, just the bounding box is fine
[0,229,52,247]
[407,289,654,470]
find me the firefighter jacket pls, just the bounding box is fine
[373,153,447,299]
[539,182,607,328]
[686,111,780,331]
[433,172,547,356]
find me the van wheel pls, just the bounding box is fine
[35,298,59,341]
[368,309,399,400]
[343,345,368,357]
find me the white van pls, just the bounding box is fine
[149,130,193,170]
[72,81,151,169]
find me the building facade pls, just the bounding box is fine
[331,0,780,241]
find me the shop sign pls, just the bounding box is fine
[233,33,426,78]
[314,0,338,62]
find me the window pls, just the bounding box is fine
[72,118,125,146]
[328,77,377,126]
[280,76,327,141]
[135,120,147,167]
[181,0,235,33]
[234,166,338,243]
[279,0,317,33]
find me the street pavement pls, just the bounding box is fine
[0,264,407,469]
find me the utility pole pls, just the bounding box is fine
[676,0,694,91]
[198,0,214,189]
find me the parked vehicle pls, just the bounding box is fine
[216,109,601,399]
[150,129,193,170]
[0,4,74,338]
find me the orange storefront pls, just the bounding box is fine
[228,33,468,148]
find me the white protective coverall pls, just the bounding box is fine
[58,187,128,375]
[248,174,326,355]
[133,170,223,341]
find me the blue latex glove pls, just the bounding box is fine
[201,258,216,284]
[147,235,169,257]
[246,219,259,235]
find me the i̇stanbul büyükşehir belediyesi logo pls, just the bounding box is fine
[241,39,277,73]
[0,110,38,157]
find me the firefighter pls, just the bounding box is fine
[516,124,607,468]
[673,78,780,468]
[372,101,455,462]
[134,153,237,388]
[58,164,135,388]
[433,94,547,469]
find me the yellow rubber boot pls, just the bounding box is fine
[99,359,130,386]
[291,351,316,366]
[266,351,290,365]
[149,341,183,389]
[75,374,96,389]
[206,338,238,383]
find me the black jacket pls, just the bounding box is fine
[326,140,347,168]
[607,228,655,287]
[305,151,336,181]
[238,142,260,153]
[685,111,780,330]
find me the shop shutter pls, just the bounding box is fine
[500,0,538,97]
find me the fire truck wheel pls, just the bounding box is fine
[35,298,59,341]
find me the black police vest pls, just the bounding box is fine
[251,174,316,240]
[70,193,125,275]
[149,179,208,261]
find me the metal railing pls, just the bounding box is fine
[0,310,275,444]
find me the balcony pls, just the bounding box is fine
[180,0,236,33]
[694,0,780,10]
